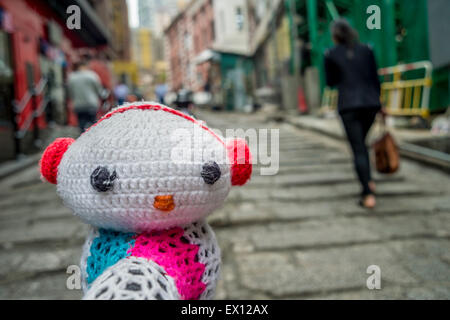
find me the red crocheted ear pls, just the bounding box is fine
[226,138,252,186]
[40,138,75,184]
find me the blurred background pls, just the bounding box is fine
[0,0,449,300]
[0,0,449,161]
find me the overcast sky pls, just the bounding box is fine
[127,0,139,28]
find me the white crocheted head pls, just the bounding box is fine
[40,103,252,232]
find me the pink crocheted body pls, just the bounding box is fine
[128,228,206,300]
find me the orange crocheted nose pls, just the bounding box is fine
[153,195,175,212]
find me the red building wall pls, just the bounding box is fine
[167,14,191,91]
[0,0,113,131]
[192,0,215,91]
[0,0,45,129]
[166,0,216,92]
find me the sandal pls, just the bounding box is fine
[359,194,376,209]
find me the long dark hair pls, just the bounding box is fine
[331,19,358,48]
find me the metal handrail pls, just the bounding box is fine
[12,77,50,157]
[378,61,433,78]
[15,97,49,139]
[13,77,48,113]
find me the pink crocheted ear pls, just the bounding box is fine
[226,138,252,186]
[40,138,75,184]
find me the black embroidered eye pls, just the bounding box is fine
[201,161,221,185]
[90,166,117,192]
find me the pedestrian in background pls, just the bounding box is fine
[324,19,382,209]
[155,83,168,105]
[114,74,130,106]
[67,60,104,133]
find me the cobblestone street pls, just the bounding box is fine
[0,111,449,300]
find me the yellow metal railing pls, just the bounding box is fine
[320,61,433,118]
[379,61,432,118]
[320,87,338,112]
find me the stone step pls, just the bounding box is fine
[228,181,430,203]
[0,205,74,226]
[215,212,450,254]
[231,239,450,298]
[0,184,57,212]
[0,272,83,300]
[249,171,404,188]
[208,196,450,227]
[0,219,88,248]
[0,246,81,284]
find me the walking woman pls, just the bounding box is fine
[324,19,382,208]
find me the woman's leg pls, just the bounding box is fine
[360,108,380,192]
[340,111,373,196]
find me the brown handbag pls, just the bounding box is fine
[372,119,400,174]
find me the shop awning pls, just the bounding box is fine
[193,49,220,65]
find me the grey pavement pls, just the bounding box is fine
[0,111,449,300]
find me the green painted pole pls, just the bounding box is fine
[287,0,300,76]
[306,0,323,90]
[383,0,398,66]
[325,0,339,21]
[307,0,318,64]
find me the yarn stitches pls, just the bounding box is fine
[86,229,135,285]
[130,228,206,300]
[83,257,180,300]
[39,138,74,184]
[83,221,219,300]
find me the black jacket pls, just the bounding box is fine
[324,43,381,113]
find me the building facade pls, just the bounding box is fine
[165,0,217,92]
[132,28,153,70]
[189,0,215,91]
[165,10,194,91]
[89,0,131,60]
[213,0,251,55]
[164,0,286,110]
[138,0,189,36]
[136,0,189,97]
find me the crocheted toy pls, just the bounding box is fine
[40,103,252,300]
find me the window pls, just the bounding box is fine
[236,7,244,31]
[203,28,208,48]
[210,20,215,41]
[184,32,191,50]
